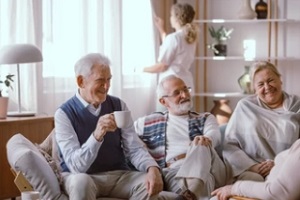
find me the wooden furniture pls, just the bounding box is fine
[230,196,259,200]
[0,116,54,199]
[193,0,300,112]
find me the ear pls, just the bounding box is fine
[77,75,84,88]
[159,97,167,107]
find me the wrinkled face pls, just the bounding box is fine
[160,78,192,115]
[253,68,283,108]
[78,64,112,108]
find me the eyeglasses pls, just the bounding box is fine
[162,87,192,98]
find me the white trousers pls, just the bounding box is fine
[62,170,178,200]
[163,145,227,200]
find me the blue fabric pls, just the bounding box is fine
[139,111,207,168]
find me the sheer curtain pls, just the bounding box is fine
[40,0,123,116]
[0,0,158,119]
[0,0,42,112]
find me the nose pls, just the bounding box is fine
[180,90,189,98]
[102,81,110,90]
[264,82,271,90]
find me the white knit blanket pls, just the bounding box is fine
[223,92,300,178]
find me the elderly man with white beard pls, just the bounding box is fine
[134,75,226,200]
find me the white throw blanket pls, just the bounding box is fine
[223,91,300,179]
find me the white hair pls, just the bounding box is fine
[156,75,181,99]
[74,53,110,77]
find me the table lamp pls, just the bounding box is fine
[0,44,43,117]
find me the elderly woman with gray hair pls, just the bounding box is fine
[222,61,300,183]
[209,61,300,200]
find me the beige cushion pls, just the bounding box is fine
[6,133,68,200]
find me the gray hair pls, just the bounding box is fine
[156,75,181,99]
[250,61,281,89]
[74,53,110,77]
[250,61,281,79]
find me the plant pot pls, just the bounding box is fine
[214,44,227,56]
[0,97,9,119]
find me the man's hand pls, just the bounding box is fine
[93,113,117,141]
[211,185,233,200]
[145,166,163,196]
[191,136,212,146]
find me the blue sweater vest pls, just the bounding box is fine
[60,95,128,173]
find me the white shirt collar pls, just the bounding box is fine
[76,90,101,116]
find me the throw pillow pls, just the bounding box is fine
[6,133,67,200]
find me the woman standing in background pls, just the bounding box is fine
[143,3,198,96]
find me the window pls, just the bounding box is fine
[122,0,157,88]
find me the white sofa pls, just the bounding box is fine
[7,125,243,200]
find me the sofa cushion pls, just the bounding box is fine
[35,144,63,185]
[6,133,67,200]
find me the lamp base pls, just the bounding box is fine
[7,111,36,117]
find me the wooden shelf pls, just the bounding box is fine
[194,92,251,98]
[194,18,299,24]
[195,56,300,61]
[193,0,299,112]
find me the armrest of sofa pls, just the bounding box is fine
[230,196,259,200]
[6,133,68,200]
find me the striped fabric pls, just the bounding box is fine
[139,111,207,168]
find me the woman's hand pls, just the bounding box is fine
[211,185,233,200]
[154,16,166,40]
[248,160,274,178]
[154,16,164,32]
[258,160,274,177]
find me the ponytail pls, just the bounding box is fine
[184,23,197,44]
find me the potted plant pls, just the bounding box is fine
[0,74,14,119]
[208,26,234,56]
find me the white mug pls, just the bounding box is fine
[113,110,132,128]
[21,191,40,200]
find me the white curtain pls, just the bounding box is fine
[0,0,42,112]
[0,0,158,120]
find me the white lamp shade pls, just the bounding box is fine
[0,44,43,64]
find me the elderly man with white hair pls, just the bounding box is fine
[134,75,226,200]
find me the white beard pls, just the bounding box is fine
[169,100,193,115]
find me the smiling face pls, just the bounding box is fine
[77,64,112,108]
[253,68,283,108]
[159,76,192,115]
